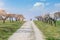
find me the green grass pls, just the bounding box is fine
[0,21,24,40]
[34,21,60,40]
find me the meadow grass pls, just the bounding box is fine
[0,21,24,40]
[34,21,60,40]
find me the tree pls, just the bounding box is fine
[16,14,24,21]
[54,12,60,20]
[6,14,16,22]
[0,9,7,23]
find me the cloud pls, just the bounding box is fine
[29,2,46,16]
[54,3,60,12]
[45,3,50,6]
[54,3,60,7]
[33,2,44,7]
[0,2,4,7]
[0,0,4,9]
[31,2,45,11]
[32,2,45,11]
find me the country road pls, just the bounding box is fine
[8,21,45,40]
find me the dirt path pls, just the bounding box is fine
[8,21,45,40]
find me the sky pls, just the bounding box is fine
[0,0,60,20]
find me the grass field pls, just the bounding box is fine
[34,21,60,40]
[0,21,24,40]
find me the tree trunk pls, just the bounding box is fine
[15,18,18,21]
[54,20,56,27]
[12,18,13,22]
[9,18,11,23]
[3,19,5,23]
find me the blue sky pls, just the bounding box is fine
[0,0,60,20]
